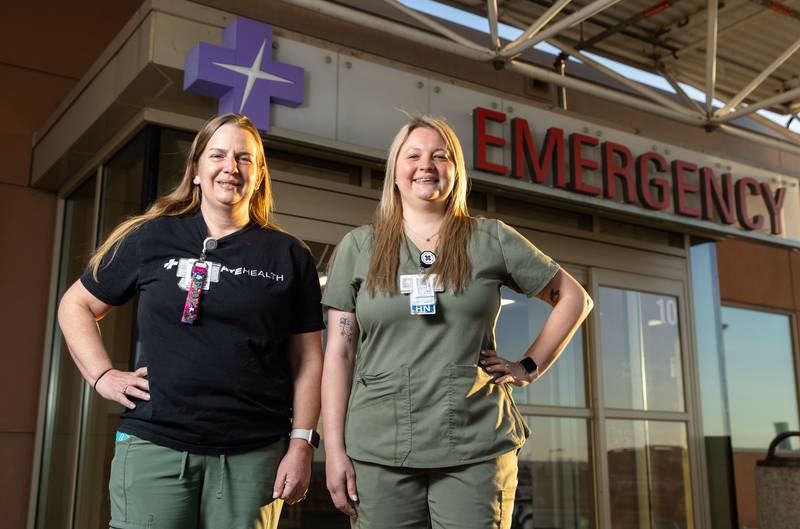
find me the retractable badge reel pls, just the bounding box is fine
[180,237,217,324]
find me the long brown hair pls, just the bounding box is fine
[88,113,278,279]
[366,116,475,294]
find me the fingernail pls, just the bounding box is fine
[351,495,358,501]
[273,492,279,499]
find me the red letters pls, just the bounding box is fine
[601,142,636,203]
[760,183,787,235]
[735,178,765,230]
[511,118,565,185]
[470,107,790,238]
[700,168,734,224]
[635,152,670,210]
[472,107,507,175]
[671,160,701,218]
[569,133,601,195]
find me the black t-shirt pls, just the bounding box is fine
[81,213,324,455]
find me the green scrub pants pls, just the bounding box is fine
[351,450,518,529]
[109,434,285,529]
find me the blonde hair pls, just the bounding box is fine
[88,113,278,279]
[366,116,475,294]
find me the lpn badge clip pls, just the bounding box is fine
[180,237,217,324]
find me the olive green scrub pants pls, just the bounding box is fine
[351,450,518,529]
[109,434,285,529]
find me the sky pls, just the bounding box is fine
[401,0,800,134]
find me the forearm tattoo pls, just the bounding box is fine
[549,288,560,303]
[338,316,354,343]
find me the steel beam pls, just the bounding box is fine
[705,0,719,114]
[278,0,800,156]
[658,64,706,115]
[383,0,491,54]
[719,123,800,155]
[549,39,703,118]
[575,0,683,52]
[715,85,800,122]
[507,59,705,125]
[499,0,571,57]
[716,34,800,115]
[498,0,623,59]
[487,0,500,50]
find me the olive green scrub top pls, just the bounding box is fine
[321,218,560,468]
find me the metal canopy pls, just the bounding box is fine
[280,0,800,156]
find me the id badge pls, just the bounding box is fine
[410,274,437,316]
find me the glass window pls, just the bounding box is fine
[497,287,586,408]
[515,416,595,529]
[599,287,685,412]
[73,134,146,529]
[370,168,385,190]
[468,190,488,211]
[37,176,97,529]
[720,305,800,529]
[606,420,693,529]
[690,242,737,529]
[157,128,195,196]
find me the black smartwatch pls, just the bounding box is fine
[519,357,538,375]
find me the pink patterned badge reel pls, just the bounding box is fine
[181,237,217,324]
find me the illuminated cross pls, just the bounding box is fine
[184,17,305,132]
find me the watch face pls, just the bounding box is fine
[520,356,538,374]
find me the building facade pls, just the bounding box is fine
[4,1,800,529]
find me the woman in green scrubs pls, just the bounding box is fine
[321,116,592,529]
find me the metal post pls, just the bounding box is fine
[658,63,706,115]
[714,85,800,122]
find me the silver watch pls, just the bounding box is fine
[289,428,320,448]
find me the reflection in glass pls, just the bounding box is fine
[37,176,96,529]
[607,420,693,529]
[690,243,737,529]
[73,134,145,529]
[497,287,586,408]
[157,128,195,196]
[721,306,800,529]
[599,287,685,412]
[514,417,594,529]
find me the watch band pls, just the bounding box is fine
[290,428,320,448]
[519,356,538,375]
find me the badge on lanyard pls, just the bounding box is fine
[400,273,444,315]
[180,237,217,324]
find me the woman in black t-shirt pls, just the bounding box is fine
[58,113,324,529]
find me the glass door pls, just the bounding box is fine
[499,266,596,529]
[589,269,699,529]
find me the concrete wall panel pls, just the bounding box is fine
[0,184,56,432]
[0,433,35,529]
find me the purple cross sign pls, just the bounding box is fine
[184,17,304,132]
